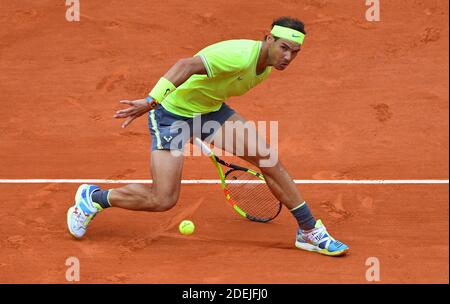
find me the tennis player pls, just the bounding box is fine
[67,17,349,256]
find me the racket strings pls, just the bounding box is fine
[225,170,281,220]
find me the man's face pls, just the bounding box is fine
[267,36,302,70]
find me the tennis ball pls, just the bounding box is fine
[179,220,195,235]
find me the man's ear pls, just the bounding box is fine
[265,34,275,43]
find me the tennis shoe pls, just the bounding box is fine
[295,219,349,256]
[67,184,103,239]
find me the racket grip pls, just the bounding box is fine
[194,137,212,156]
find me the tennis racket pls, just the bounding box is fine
[195,138,282,223]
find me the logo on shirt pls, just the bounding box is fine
[237,76,244,81]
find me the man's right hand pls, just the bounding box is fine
[114,99,154,128]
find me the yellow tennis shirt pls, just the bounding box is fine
[161,39,272,117]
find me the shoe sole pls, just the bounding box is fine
[295,241,349,256]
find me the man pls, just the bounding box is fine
[67,17,349,256]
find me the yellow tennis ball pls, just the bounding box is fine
[179,220,195,235]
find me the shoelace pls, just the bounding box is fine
[74,208,93,228]
[333,240,344,248]
[303,226,335,248]
[74,192,99,228]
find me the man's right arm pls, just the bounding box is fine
[163,56,207,87]
[114,56,207,128]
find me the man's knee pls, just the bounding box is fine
[259,159,283,176]
[245,147,279,169]
[150,192,179,212]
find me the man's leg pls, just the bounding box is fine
[211,112,304,210]
[67,150,184,239]
[108,150,184,211]
[209,112,349,256]
[92,104,189,212]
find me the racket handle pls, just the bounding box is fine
[194,137,212,156]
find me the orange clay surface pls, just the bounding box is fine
[0,0,448,283]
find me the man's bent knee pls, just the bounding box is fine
[259,160,284,176]
[244,149,279,169]
[149,193,179,212]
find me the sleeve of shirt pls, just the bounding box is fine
[198,43,247,78]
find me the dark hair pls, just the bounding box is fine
[272,16,306,34]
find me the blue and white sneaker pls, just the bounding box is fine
[295,219,349,256]
[67,184,103,239]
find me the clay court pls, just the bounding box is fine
[0,0,448,284]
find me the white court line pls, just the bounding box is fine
[0,179,448,184]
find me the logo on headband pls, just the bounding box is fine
[271,25,305,45]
